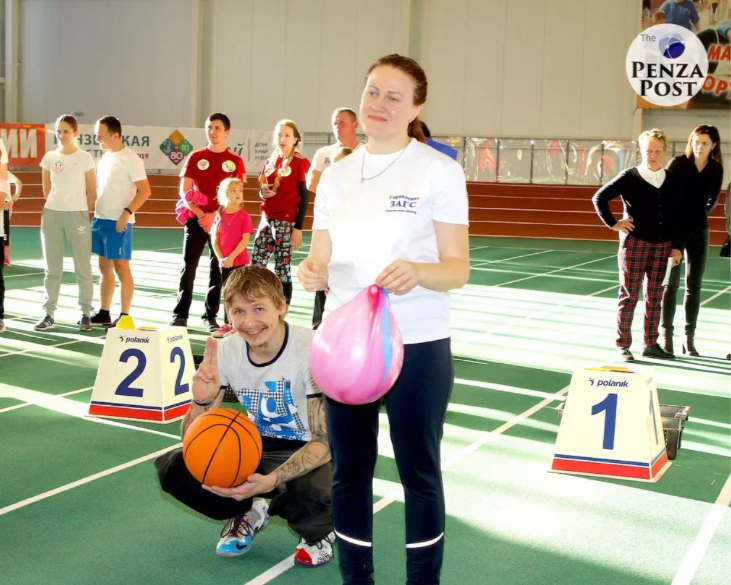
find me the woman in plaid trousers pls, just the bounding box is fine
[592,129,683,362]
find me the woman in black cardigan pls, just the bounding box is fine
[660,125,724,356]
[593,129,682,362]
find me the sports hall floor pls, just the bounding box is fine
[0,227,729,585]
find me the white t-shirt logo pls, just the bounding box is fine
[222,160,236,173]
[197,159,210,171]
[387,194,420,214]
[52,162,64,173]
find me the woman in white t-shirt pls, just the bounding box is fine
[298,54,470,585]
[35,115,97,331]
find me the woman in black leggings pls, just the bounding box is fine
[661,125,724,356]
[298,54,470,585]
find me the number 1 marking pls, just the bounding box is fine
[591,393,618,450]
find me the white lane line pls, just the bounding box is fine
[2,271,45,278]
[471,249,554,268]
[700,285,731,307]
[0,334,106,359]
[452,276,621,351]
[0,444,182,517]
[0,387,93,414]
[494,255,615,288]
[0,387,181,440]
[242,385,569,585]
[670,472,731,585]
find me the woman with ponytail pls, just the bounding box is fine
[298,54,470,584]
[253,119,310,304]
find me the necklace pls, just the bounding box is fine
[360,144,409,183]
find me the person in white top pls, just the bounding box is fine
[90,116,151,328]
[306,107,363,328]
[0,138,9,333]
[298,54,470,585]
[32,115,98,332]
[3,171,23,267]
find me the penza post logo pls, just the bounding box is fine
[626,24,708,107]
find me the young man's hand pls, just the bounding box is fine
[203,473,276,500]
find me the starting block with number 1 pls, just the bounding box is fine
[551,365,670,482]
[88,321,194,423]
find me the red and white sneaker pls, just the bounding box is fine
[294,532,336,568]
[212,323,234,339]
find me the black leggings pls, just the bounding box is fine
[661,228,709,336]
[325,338,454,585]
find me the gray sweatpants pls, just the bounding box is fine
[40,208,94,316]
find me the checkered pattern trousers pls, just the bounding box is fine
[616,234,671,349]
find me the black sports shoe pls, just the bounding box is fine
[642,344,675,360]
[202,316,220,333]
[169,316,188,327]
[90,312,112,326]
[103,317,121,329]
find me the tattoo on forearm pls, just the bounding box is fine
[180,401,215,439]
[273,396,331,486]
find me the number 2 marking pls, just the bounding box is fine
[591,393,618,450]
[115,349,147,397]
[114,347,189,397]
[170,347,189,395]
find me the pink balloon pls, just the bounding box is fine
[310,285,404,405]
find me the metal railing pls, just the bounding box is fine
[301,133,731,188]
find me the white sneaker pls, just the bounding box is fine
[0,319,5,333]
[294,531,336,568]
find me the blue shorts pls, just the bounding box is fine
[92,218,133,260]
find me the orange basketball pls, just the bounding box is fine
[183,408,263,488]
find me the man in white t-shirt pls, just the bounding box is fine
[306,108,362,328]
[0,138,9,333]
[156,265,334,568]
[90,116,151,327]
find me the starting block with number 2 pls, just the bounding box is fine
[551,365,670,483]
[88,324,194,423]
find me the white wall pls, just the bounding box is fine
[12,0,729,144]
[412,0,640,139]
[17,0,200,126]
[200,0,407,132]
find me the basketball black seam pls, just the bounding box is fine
[201,416,239,485]
[184,423,234,457]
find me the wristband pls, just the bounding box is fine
[124,207,133,215]
[192,398,214,407]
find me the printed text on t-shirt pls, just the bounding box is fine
[387,194,419,214]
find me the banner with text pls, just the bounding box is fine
[42,125,277,174]
[0,123,46,166]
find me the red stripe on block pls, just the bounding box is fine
[551,458,651,480]
[650,451,668,477]
[89,405,163,422]
[164,403,191,421]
